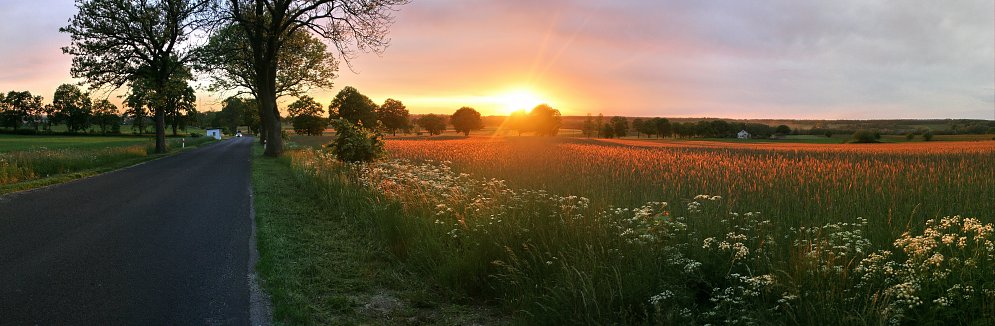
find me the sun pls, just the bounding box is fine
[495,89,545,114]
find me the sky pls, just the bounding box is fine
[0,0,992,119]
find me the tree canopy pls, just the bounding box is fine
[329,86,377,128]
[61,0,211,152]
[377,98,409,136]
[416,114,446,135]
[529,104,562,136]
[450,107,483,136]
[215,0,409,157]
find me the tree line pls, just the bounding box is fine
[580,114,793,139]
[0,84,197,135]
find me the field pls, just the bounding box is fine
[0,135,215,192]
[284,134,995,324]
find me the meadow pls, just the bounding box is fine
[0,135,215,190]
[287,136,995,324]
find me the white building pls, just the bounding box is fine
[737,130,750,139]
[206,129,222,140]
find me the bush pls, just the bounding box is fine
[923,130,934,141]
[850,130,880,143]
[190,132,202,138]
[327,119,384,162]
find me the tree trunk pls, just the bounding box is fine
[155,107,167,153]
[258,82,282,157]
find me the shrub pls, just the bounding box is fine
[189,132,202,138]
[850,130,880,143]
[327,119,384,162]
[923,130,934,141]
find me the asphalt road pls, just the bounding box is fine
[0,137,255,325]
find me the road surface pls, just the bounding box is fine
[0,137,256,325]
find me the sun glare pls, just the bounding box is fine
[495,89,546,114]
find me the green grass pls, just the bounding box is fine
[250,146,504,325]
[0,135,216,194]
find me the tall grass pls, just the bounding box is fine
[0,136,214,185]
[287,138,995,324]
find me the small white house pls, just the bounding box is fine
[206,129,222,140]
[737,130,750,139]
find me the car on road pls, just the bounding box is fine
[235,131,242,137]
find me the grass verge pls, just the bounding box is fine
[250,146,504,325]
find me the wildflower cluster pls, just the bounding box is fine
[855,215,995,324]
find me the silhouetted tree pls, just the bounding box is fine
[92,99,121,133]
[377,98,409,136]
[652,118,672,138]
[582,113,595,137]
[775,124,792,136]
[450,106,483,136]
[610,116,628,138]
[596,113,605,137]
[52,84,92,132]
[215,0,409,157]
[288,95,326,136]
[601,123,615,139]
[505,110,529,136]
[61,0,211,152]
[0,91,42,130]
[417,114,446,135]
[329,86,377,129]
[530,104,561,136]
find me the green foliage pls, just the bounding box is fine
[601,123,615,138]
[327,119,384,162]
[652,117,672,138]
[923,130,934,141]
[416,114,447,136]
[775,124,792,135]
[450,106,483,136]
[293,115,327,136]
[198,24,337,98]
[217,97,255,134]
[329,86,378,128]
[287,95,324,119]
[376,98,410,136]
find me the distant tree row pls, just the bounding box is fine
[0,84,194,135]
[581,115,795,139]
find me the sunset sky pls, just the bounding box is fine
[0,0,992,119]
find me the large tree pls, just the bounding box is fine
[450,106,483,137]
[288,96,326,136]
[328,86,377,128]
[376,98,408,136]
[217,0,408,156]
[92,99,122,133]
[198,22,337,143]
[61,0,211,152]
[416,114,446,136]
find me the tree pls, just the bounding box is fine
[217,0,409,157]
[288,96,326,136]
[377,98,409,136]
[634,118,657,138]
[450,106,483,137]
[329,86,377,128]
[416,114,447,135]
[505,110,529,136]
[653,118,672,138]
[601,123,615,139]
[775,124,792,136]
[529,104,561,136]
[582,113,595,137]
[92,99,121,133]
[610,116,628,138]
[124,82,152,134]
[219,97,254,134]
[198,22,337,144]
[328,119,384,162]
[52,84,93,133]
[61,0,210,152]
[0,91,42,130]
[595,113,605,137]
[287,95,323,118]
